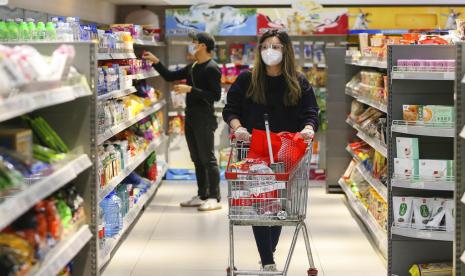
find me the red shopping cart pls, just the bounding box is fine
[225,132,318,276]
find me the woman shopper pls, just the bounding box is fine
[143,32,222,211]
[222,29,319,271]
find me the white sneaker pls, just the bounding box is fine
[262,264,277,271]
[198,199,222,211]
[180,196,205,207]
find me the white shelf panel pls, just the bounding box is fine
[99,163,168,269]
[98,136,166,202]
[391,70,455,80]
[345,57,387,69]
[460,125,465,139]
[345,117,359,130]
[0,79,92,123]
[97,52,137,60]
[338,179,387,257]
[134,70,160,80]
[133,39,166,47]
[0,154,92,230]
[356,163,387,201]
[97,99,166,145]
[392,120,454,137]
[345,87,387,113]
[391,177,454,191]
[391,226,453,241]
[98,87,137,101]
[28,225,92,276]
[356,131,387,157]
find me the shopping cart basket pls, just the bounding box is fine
[225,139,318,276]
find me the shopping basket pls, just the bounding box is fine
[225,137,318,276]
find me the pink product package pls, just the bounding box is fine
[397,59,408,68]
[447,60,455,70]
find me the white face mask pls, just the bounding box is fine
[261,48,283,66]
[188,44,197,55]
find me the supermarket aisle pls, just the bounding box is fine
[103,181,386,276]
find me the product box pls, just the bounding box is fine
[419,159,454,179]
[0,129,33,158]
[419,105,454,124]
[394,158,419,178]
[403,105,422,121]
[396,137,419,159]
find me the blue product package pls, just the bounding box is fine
[165,169,196,180]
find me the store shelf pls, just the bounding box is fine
[97,52,137,60]
[98,86,138,101]
[345,145,362,162]
[28,225,92,276]
[134,70,160,80]
[338,179,387,257]
[392,177,455,191]
[391,226,453,241]
[97,99,166,145]
[0,154,92,230]
[391,69,455,81]
[356,163,387,201]
[345,57,387,69]
[98,135,166,202]
[345,87,387,113]
[0,78,92,123]
[356,130,388,157]
[99,163,168,269]
[392,120,454,137]
[133,39,166,47]
[346,117,359,130]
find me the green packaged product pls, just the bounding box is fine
[23,116,69,153]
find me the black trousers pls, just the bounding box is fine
[184,112,220,201]
[253,226,282,265]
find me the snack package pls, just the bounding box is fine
[230,44,244,65]
[293,41,301,59]
[419,159,454,180]
[304,42,313,60]
[412,198,433,229]
[403,105,422,121]
[394,158,419,178]
[409,262,452,276]
[444,199,454,232]
[313,42,325,64]
[393,196,413,226]
[426,198,446,229]
[420,105,455,124]
[243,43,256,65]
[396,137,419,159]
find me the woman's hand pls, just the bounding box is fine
[234,127,251,142]
[300,125,315,141]
[174,84,192,94]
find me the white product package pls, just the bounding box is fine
[396,137,419,159]
[426,198,446,229]
[394,158,419,178]
[419,159,454,180]
[48,44,76,80]
[444,199,454,232]
[412,198,433,229]
[393,196,413,226]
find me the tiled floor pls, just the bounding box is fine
[103,181,386,276]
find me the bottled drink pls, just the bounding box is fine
[18,21,30,41]
[99,191,122,237]
[66,17,80,41]
[45,22,57,41]
[26,18,36,40]
[7,19,19,41]
[36,22,46,40]
[0,22,8,42]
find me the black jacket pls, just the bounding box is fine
[223,71,319,133]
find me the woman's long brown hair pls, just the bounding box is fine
[246,29,301,106]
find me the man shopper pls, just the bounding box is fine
[142,32,222,211]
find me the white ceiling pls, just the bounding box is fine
[107,0,465,5]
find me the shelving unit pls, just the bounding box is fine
[345,56,387,69]
[345,86,387,113]
[455,42,465,275]
[0,41,98,276]
[97,52,137,60]
[356,130,388,157]
[99,163,168,270]
[338,178,387,257]
[388,45,456,276]
[133,39,166,47]
[98,86,137,101]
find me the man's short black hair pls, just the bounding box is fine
[189,31,216,53]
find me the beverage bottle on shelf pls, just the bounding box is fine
[0,21,8,42]
[26,18,36,40]
[63,22,73,42]
[45,22,57,41]
[36,22,46,40]
[98,206,106,249]
[55,18,65,41]
[51,17,59,28]
[100,191,122,237]
[6,19,19,41]
[18,21,31,41]
[66,17,81,41]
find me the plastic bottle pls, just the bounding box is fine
[36,21,46,40]
[26,18,36,40]
[7,19,19,41]
[18,21,30,41]
[0,22,8,42]
[99,191,122,237]
[66,17,80,41]
[45,22,57,41]
[55,19,64,41]
[98,206,105,249]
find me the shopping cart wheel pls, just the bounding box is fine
[307,268,318,276]
[226,266,237,276]
[277,210,288,220]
